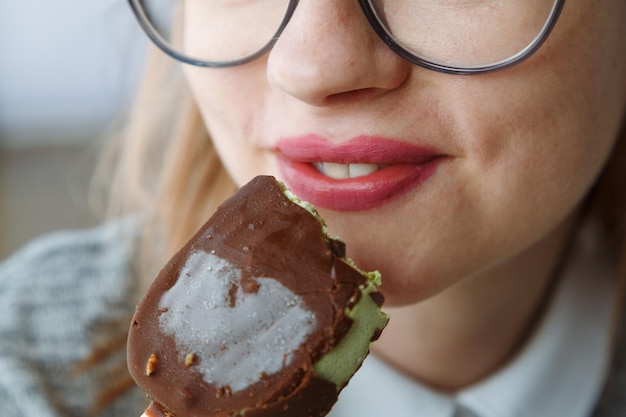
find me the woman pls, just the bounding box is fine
[1,0,625,416]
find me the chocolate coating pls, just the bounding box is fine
[128,176,375,417]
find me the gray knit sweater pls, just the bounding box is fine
[0,221,624,416]
[0,221,146,416]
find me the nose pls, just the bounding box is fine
[266,0,412,106]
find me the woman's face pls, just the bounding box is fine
[184,0,626,306]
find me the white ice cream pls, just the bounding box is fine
[158,250,317,393]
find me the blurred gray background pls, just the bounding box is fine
[0,0,147,259]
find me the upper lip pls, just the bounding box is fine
[274,134,445,165]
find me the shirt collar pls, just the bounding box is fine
[330,220,617,417]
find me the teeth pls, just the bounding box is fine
[349,163,380,177]
[314,162,380,179]
[319,162,349,179]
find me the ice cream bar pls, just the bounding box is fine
[127,175,388,417]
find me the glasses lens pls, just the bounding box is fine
[369,0,559,68]
[139,0,291,63]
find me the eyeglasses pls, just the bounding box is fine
[128,0,565,75]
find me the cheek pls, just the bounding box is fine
[462,0,625,189]
[184,64,271,185]
[447,64,618,275]
[460,0,625,231]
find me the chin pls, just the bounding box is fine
[358,256,451,307]
[359,272,441,309]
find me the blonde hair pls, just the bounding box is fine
[95,45,236,286]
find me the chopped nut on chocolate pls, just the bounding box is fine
[215,386,233,399]
[184,353,195,367]
[146,353,158,376]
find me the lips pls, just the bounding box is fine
[275,135,446,211]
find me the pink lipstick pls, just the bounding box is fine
[275,135,446,211]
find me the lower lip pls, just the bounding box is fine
[276,158,444,212]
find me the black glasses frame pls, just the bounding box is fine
[128,0,566,75]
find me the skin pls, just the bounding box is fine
[184,0,626,390]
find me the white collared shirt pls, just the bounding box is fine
[329,222,618,417]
